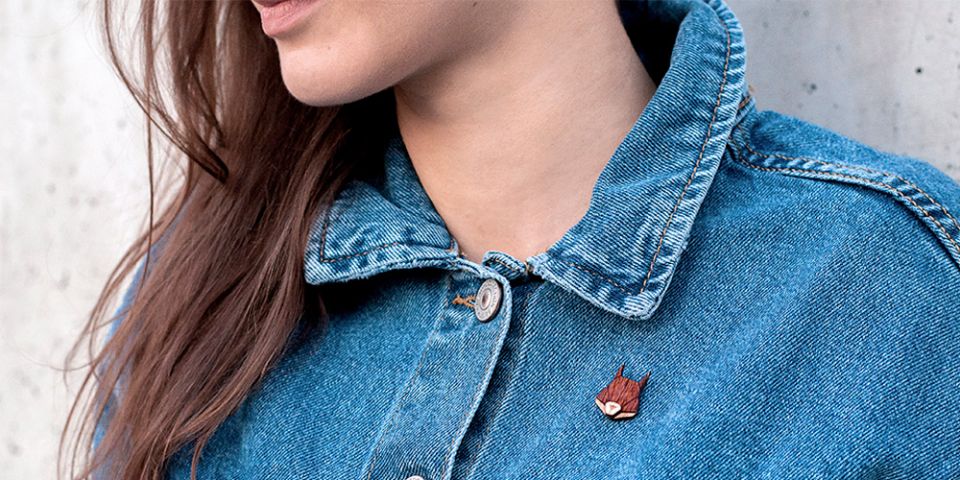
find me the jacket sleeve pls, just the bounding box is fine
[91,252,147,462]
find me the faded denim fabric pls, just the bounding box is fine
[95,0,960,478]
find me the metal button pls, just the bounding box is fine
[405,476,425,480]
[474,278,502,322]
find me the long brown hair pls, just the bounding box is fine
[59,1,391,478]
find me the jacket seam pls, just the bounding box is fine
[728,127,960,267]
[734,124,960,235]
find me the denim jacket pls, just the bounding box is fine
[98,0,960,477]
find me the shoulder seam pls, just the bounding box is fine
[728,123,960,271]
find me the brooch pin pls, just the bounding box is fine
[595,363,651,420]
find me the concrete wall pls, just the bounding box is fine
[2,0,958,477]
[1,0,149,477]
[729,0,960,175]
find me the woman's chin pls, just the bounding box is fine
[278,56,387,107]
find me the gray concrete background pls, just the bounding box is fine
[2,0,958,477]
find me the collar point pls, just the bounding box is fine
[527,254,663,322]
[303,243,457,286]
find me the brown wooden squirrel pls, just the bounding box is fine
[594,363,651,420]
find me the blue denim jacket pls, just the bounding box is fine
[98,0,960,477]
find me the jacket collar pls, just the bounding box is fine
[304,0,753,321]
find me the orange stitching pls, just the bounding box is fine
[728,137,960,259]
[737,91,752,110]
[558,256,634,295]
[733,124,960,235]
[636,17,733,296]
[451,293,475,308]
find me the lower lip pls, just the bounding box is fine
[257,0,321,38]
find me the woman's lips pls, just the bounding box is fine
[253,0,321,38]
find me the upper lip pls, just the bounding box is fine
[252,0,287,7]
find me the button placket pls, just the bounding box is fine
[362,271,513,480]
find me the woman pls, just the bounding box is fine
[63,0,960,478]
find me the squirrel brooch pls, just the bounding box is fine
[595,363,651,420]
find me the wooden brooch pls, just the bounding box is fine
[595,363,651,420]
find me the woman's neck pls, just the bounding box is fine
[392,1,656,264]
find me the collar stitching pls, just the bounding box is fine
[487,256,526,276]
[317,241,403,263]
[318,182,457,263]
[318,237,457,264]
[555,258,635,295]
[636,17,732,295]
[555,14,734,297]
